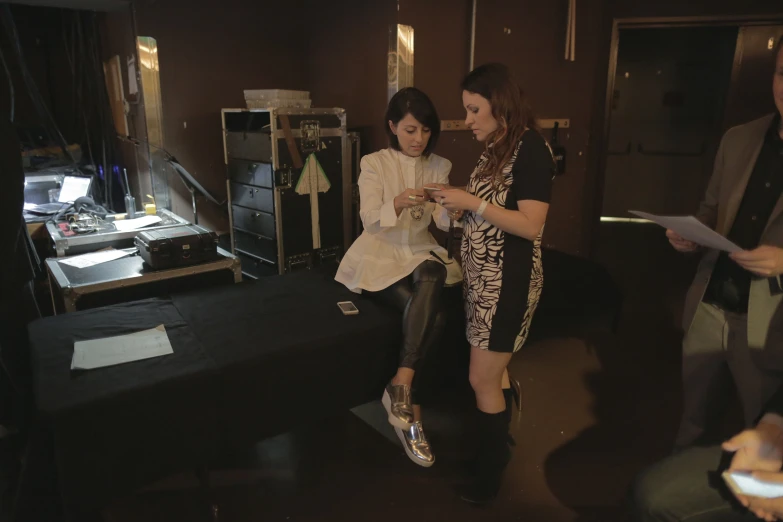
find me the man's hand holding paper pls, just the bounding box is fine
[666,229,700,253]
[730,246,783,277]
[632,210,783,278]
[629,211,741,253]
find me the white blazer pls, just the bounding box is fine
[335,148,462,292]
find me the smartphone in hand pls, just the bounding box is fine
[723,471,783,498]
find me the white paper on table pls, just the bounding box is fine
[629,210,742,253]
[113,215,162,232]
[71,324,173,370]
[59,249,133,269]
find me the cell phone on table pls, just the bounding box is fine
[722,470,783,498]
[337,301,359,315]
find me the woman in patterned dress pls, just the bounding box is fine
[432,63,555,504]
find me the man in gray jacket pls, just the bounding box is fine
[668,35,783,450]
[631,36,783,522]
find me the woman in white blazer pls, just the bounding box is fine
[335,87,461,468]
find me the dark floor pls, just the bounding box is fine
[99,222,703,522]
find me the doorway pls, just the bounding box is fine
[599,21,783,220]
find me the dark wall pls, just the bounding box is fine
[142,0,310,231]
[308,0,396,155]
[401,0,782,256]
[400,0,611,256]
[611,0,783,18]
[398,0,483,190]
[98,0,783,253]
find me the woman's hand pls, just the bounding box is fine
[394,188,426,216]
[423,184,464,220]
[431,188,481,213]
[422,183,450,202]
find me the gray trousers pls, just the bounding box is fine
[675,302,782,448]
[631,445,757,522]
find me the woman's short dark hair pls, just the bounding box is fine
[385,87,441,156]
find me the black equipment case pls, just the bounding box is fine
[134,224,219,270]
[221,108,356,279]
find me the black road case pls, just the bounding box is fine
[222,108,353,279]
[135,224,219,270]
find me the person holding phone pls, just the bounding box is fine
[737,473,783,520]
[632,378,783,521]
[432,63,556,504]
[335,87,461,468]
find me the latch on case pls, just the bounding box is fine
[275,166,292,189]
[318,246,341,264]
[300,120,321,153]
[286,253,313,272]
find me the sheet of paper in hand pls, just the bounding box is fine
[629,210,741,253]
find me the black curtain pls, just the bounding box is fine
[0,112,32,425]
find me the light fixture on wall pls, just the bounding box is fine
[136,36,169,211]
[565,0,576,61]
[387,24,414,100]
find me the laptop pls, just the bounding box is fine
[24,175,92,215]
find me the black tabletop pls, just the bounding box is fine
[26,271,401,517]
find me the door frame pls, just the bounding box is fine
[590,14,783,253]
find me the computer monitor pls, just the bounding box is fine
[58,175,91,202]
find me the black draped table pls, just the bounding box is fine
[25,271,401,520]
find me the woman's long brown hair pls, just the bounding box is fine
[461,63,538,190]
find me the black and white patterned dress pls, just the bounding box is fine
[461,130,555,353]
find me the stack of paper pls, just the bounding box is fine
[113,215,162,232]
[59,249,133,269]
[71,324,174,370]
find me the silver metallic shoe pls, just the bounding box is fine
[381,382,414,429]
[395,421,435,468]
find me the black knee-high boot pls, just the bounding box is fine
[458,410,511,505]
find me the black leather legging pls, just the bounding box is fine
[370,260,447,403]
